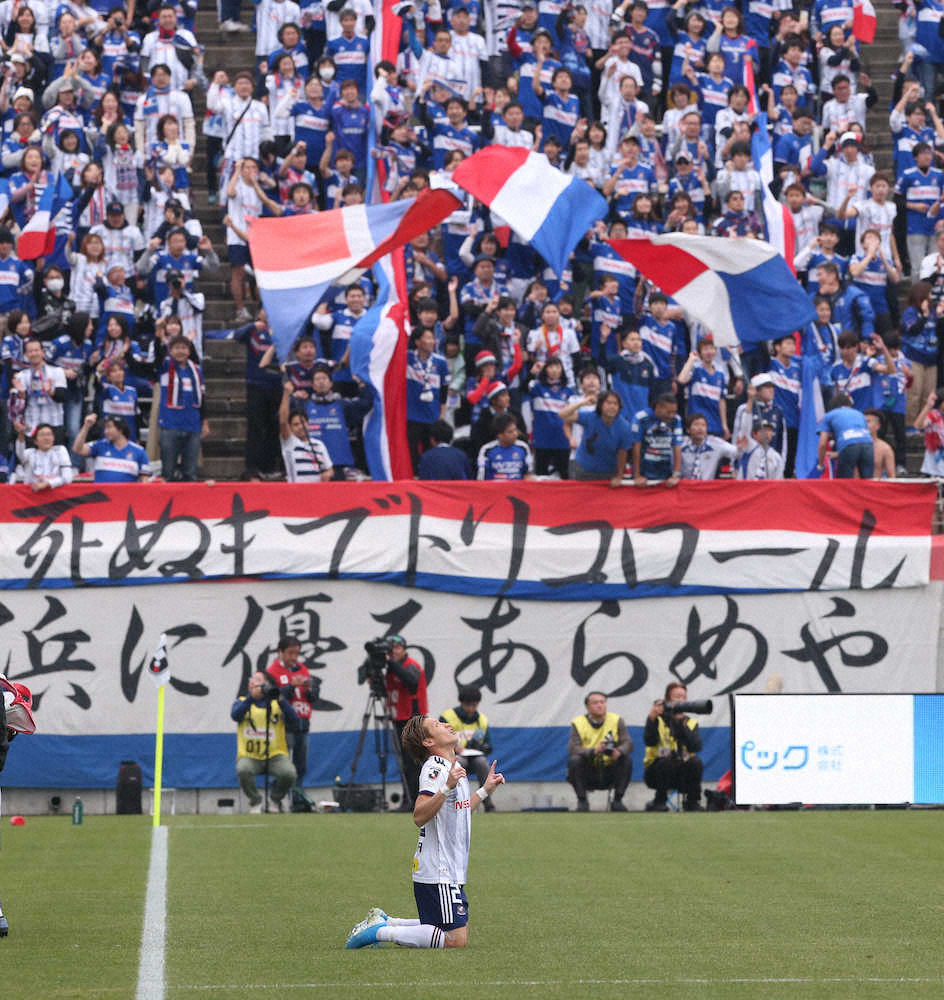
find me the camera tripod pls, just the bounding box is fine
[345,689,408,811]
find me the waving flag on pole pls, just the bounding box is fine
[751,112,797,273]
[452,146,608,276]
[795,326,828,479]
[743,55,759,114]
[607,233,815,349]
[17,174,73,260]
[249,188,460,359]
[853,0,877,44]
[350,251,412,480]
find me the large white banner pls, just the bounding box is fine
[2,578,938,737]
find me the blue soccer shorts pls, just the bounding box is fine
[413,881,469,931]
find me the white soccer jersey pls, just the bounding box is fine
[412,755,471,886]
[282,434,332,482]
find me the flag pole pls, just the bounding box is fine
[148,633,170,826]
[153,684,165,828]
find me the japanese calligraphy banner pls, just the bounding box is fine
[0,577,938,789]
[0,481,934,599]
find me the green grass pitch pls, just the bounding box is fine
[0,810,942,999]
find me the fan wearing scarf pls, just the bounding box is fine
[157,334,208,480]
[0,674,36,939]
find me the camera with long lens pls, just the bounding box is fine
[663,699,713,716]
[358,637,393,697]
[260,679,281,702]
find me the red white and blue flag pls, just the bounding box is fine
[743,48,760,113]
[349,250,413,480]
[17,173,73,261]
[853,0,877,44]
[452,146,608,277]
[607,233,815,349]
[751,112,797,274]
[248,188,460,359]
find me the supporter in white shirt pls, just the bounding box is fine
[279,382,333,482]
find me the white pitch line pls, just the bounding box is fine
[136,826,168,1000]
[167,976,944,992]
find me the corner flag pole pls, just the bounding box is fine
[148,634,171,827]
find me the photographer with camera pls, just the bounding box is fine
[439,686,495,812]
[231,670,300,813]
[643,682,707,813]
[384,635,428,808]
[265,636,321,803]
[567,691,632,812]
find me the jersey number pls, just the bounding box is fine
[245,738,264,755]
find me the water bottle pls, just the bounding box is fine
[72,797,83,825]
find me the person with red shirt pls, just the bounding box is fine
[265,636,320,802]
[384,635,428,808]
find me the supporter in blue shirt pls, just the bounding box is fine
[406,327,449,473]
[677,336,728,439]
[638,293,685,395]
[629,393,684,484]
[528,355,571,478]
[325,11,369,94]
[0,227,33,315]
[100,361,139,441]
[477,412,534,481]
[828,330,893,413]
[73,413,149,482]
[768,335,802,474]
[417,419,469,480]
[561,389,634,485]
[817,394,874,479]
[304,361,372,475]
[157,335,206,481]
[603,324,654,406]
[232,310,283,478]
[287,76,332,172]
[329,80,370,172]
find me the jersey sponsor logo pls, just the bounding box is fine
[428,768,440,779]
[455,798,470,810]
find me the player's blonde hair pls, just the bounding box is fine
[401,714,432,763]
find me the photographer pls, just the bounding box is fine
[266,636,320,801]
[643,682,704,812]
[440,686,495,812]
[567,691,632,812]
[231,670,299,813]
[384,635,427,808]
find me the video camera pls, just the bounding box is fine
[358,637,393,698]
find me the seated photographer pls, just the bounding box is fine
[266,636,321,804]
[643,682,704,813]
[439,686,495,813]
[231,671,300,814]
[384,635,428,809]
[567,692,632,813]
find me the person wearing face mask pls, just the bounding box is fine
[35,267,75,331]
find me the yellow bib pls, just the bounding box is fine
[236,699,289,760]
[441,707,488,751]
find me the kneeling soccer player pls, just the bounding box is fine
[346,714,505,950]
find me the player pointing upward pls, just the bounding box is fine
[346,714,505,950]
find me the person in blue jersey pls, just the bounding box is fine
[766,335,803,476]
[156,334,207,481]
[99,360,140,442]
[304,361,372,477]
[629,392,684,485]
[311,283,368,395]
[417,420,469,480]
[406,327,449,473]
[901,282,943,428]
[233,309,282,479]
[677,335,729,440]
[73,413,149,482]
[283,75,331,173]
[894,141,944,276]
[477,412,534,481]
[817,392,874,479]
[829,330,894,413]
[638,293,684,396]
[528,355,571,478]
[325,9,369,96]
[533,65,581,151]
[588,274,623,362]
[560,389,634,485]
[604,327,656,417]
[329,78,370,176]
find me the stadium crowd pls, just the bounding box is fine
[3,0,944,486]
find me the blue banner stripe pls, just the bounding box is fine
[0,569,810,600]
[0,726,731,789]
